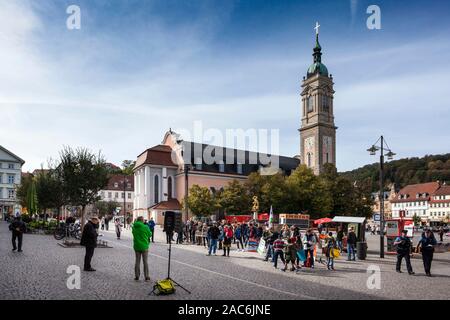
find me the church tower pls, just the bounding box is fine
[299,23,337,175]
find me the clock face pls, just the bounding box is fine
[305,136,314,153]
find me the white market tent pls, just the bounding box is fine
[332,216,366,224]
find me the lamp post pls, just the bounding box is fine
[121,175,130,229]
[367,135,395,258]
[184,164,191,223]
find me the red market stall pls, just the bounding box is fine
[225,215,252,224]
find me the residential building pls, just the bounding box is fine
[371,184,397,219]
[429,184,450,225]
[391,182,440,224]
[0,146,25,218]
[97,174,134,216]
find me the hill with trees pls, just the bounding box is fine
[341,153,450,192]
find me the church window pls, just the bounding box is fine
[322,96,329,112]
[154,175,159,203]
[326,153,329,163]
[307,153,312,167]
[168,176,173,199]
[307,96,314,113]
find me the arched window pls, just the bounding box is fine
[154,175,159,204]
[307,96,314,113]
[168,176,173,199]
[307,153,312,167]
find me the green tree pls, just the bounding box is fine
[245,172,287,213]
[285,165,332,218]
[16,174,33,209]
[93,201,120,217]
[412,213,421,226]
[35,170,65,219]
[26,178,38,216]
[57,146,109,228]
[121,160,136,175]
[218,180,252,215]
[187,184,217,218]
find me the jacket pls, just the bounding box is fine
[148,220,156,230]
[303,233,317,250]
[9,220,26,234]
[208,226,221,240]
[132,221,152,252]
[418,235,437,252]
[80,221,98,248]
[347,231,357,245]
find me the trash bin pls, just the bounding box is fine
[357,242,367,260]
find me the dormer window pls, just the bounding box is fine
[114,183,119,188]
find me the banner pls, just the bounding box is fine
[246,238,259,253]
[257,239,266,255]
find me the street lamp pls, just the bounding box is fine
[121,175,130,229]
[367,135,395,258]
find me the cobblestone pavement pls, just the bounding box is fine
[1,221,449,300]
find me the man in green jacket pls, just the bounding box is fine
[132,216,152,281]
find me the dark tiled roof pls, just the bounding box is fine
[433,185,450,196]
[105,174,134,191]
[135,145,177,169]
[150,198,181,211]
[391,182,440,203]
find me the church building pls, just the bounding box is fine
[133,23,337,223]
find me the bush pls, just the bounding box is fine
[21,214,32,223]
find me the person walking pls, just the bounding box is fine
[222,223,233,257]
[346,227,357,261]
[303,229,317,268]
[176,221,184,244]
[438,227,444,242]
[325,232,337,271]
[132,216,152,282]
[147,217,156,243]
[115,218,122,240]
[273,235,286,269]
[336,227,344,252]
[100,217,105,231]
[263,228,276,262]
[394,230,415,275]
[80,216,100,272]
[207,222,220,256]
[9,216,27,252]
[104,215,110,231]
[416,229,437,277]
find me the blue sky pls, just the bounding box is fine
[1,0,449,172]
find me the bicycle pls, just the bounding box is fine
[54,222,82,240]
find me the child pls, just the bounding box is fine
[325,232,337,271]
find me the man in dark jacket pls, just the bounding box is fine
[346,227,357,261]
[207,223,220,256]
[80,216,100,271]
[394,230,415,275]
[9,216,27,252]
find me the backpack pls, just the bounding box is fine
[152,279,176,295]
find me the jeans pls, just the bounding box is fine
[265,244,273,261]
[347,244,356,260]
[208,239,218,255]
[337,240,343,251]
[422,249,433,274]
[273,250,285,268]
[12,232,23,251]
[84,246,95,270]
[396,252,413,273]
[327,257,334,269]
[150,229,154,242]
[135,250,149,279]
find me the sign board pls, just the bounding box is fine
[373,214,380,222]
[403,220,414,237]
[279,214,310,229]
[257,239,266,256]
[386,220,399,237]
[246,238,259,253]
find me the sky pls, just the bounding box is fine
[1,0,450,172]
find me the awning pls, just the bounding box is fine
[332,216,366,224]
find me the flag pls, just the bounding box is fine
[269,206,274,228]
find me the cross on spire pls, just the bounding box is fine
[314,21,320,35]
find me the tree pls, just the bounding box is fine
[57,146,109,228]
[26,178,38,216]
[245,172,287,213]
[412,213,421,226]
[93,201,120,217]
[16,174,33,209]
[121,160,136,175]
[218,180,252,215]
[187,185,217,218]
[35,170,65,219]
